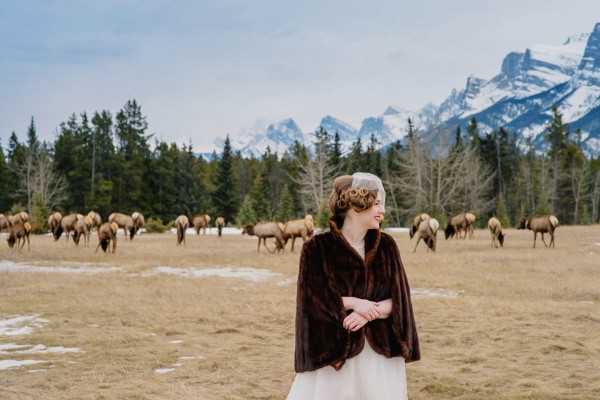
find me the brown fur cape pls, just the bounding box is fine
[294,217,420,372]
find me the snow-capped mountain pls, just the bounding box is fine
[216,23,600,157]
[433,23,600,155]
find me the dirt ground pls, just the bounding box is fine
[0,225,599,399]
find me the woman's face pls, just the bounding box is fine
[354,191,385,230]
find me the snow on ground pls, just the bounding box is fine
[140,266,282,282]
[0,315,82,371]
[154,355,206,374]
[0,260,125,274]
[0,315,48,336]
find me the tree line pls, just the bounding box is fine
[2,100,599,234]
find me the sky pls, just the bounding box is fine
[1,1,599,153]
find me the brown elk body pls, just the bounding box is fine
[281,215,314,252]
[487,217,505,248]
[242,222,285,253]
[175,215,189,245]
[413,218,439,253]
[465,212,476,239]
[87,211,102,230]
[56,213,83,242]
[409,213,430,239]
[7,221,31,250]
[73,216,93,247]
[108,213,136,240]
[517,215,558,248]
[48,212,63,239]
[444,213,470,240]
[96,222,119,253]
[215,216,225,237]
[0,214,11,232]
[193,214,211,235]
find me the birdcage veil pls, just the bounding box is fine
[351,172,385,209]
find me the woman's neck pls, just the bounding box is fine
[340,218,368,247]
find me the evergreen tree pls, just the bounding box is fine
[211,136,239,224]
[0,140,10,211]
[495,192,511,228]
[274,184,294,222]
[331,131,343,169]
[113,100,151,212]
[237,194,256,226]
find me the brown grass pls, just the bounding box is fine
[0,226,599,399]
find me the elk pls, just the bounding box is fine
[48,212,63,239]
[87,211,102,230]
[413,218,439,253]
[487,217,505,248]
[95,222,119,254]
[55,213,84,242]
[242,222,285,253]
[409,213,430,239]
[517,215,559,248]
[281,215,314,252]
[7,221,31,251]
[215,216,225,237]
[175,215,189,245]
[73,216,94,247]
[108,213,137,240]
[465,212,476,239]
[193,214,211,235]
[0,214,11,232]
[444,213,470,240]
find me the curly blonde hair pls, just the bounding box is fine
[328,175,378,219]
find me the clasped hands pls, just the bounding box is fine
[343,298,380,331]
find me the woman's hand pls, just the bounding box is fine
[343,311,368,331]
[352,298,381,321]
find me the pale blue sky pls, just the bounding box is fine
[1,1,599,152]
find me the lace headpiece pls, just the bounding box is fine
[351,172,385,210]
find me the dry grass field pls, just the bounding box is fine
[1,225,599,400]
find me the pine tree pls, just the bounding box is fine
[237,195,256,226]
[275,185,294,222]
[211,136,239,224]
[0,139,10,211]
[495,193,511,228]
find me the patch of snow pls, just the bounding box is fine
[0,359,50,371]
[154,368,176,374]
[168,340,184,344]
[412,288,463,299]
[0,315,49,336]
[0,261,124,275]
[141,266,282,282]
[1,344,83,354]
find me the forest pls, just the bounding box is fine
[2,99,599,234]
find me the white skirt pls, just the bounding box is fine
[287,341,407,400]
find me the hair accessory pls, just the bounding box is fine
[350,172,385,210]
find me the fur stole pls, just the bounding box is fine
[294,217,420,372]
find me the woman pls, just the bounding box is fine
[287,172,420,400]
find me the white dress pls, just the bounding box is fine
[287,245,408,400]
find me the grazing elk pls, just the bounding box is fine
[175,215,189,245]
[56,213,84,242]
[465,212,476,239]
[7,221,31,251]
[193,214,211,235]
[108,213,138,240]
[215,216,225,237]
[517,215,559,248]
[409,213,430,239]
[281,215,314,252]
[73,216,94,247]
[242,222,285,253]
[48,212,63,239]
[87,211,102,230]
[0,214,11,232]
[487,217,505,248]
[95,222,119,254]
[413,218,439,253]
[445,213,470,240]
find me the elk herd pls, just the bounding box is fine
[1,207,560,255]
[409,211,559,252]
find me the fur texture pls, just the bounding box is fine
[294,217,420,373]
